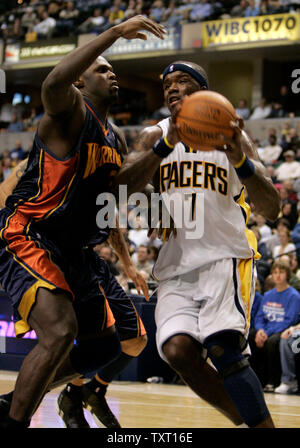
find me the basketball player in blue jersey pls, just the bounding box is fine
[0,16,171,428]
[136,61,281,428]
[0,163,149,428]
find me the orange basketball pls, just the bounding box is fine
[176,90,237,151]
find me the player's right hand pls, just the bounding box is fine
[114,15,166,41]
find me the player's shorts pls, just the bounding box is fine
[155,257,256,362]
[0,208,115,338]
[94,255,146,341]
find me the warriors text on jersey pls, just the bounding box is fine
[4,99,121,249]
[153,117,260,281]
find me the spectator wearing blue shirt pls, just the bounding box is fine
[189,0,213,22]
[6,114,24,133]
[248,261,300,392]
[244,0,260,17]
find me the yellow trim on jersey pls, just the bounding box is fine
[236,187,261,260]
[238,258,253,332]
[164,136,174,149]
[234,153,246,169]
[16,279,57,337]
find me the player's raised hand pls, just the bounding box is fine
[114,15,166,41]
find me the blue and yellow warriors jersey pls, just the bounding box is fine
[5,99,121,249]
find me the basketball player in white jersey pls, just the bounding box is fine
[136,61,280,427]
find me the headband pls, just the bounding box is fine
[162,63,209,89]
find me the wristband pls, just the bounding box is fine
[153,137,174,158]
[234,154,255,179]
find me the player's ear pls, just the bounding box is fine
[74,78,84,89]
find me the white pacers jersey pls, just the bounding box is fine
[153,117,259,281]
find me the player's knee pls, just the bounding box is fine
[121,334,148,357]
[203,330,249,378]
[43,316,77,355]
[162,334,197,373]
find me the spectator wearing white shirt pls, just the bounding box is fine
[235,98,251,120]
[249,98,272,120]
[255,214,273,244]
[275,151,300,182]
[259,135,283,165]
[33,11,56,38]
[272,228,296,259]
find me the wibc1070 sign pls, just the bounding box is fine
[202,13,300,48]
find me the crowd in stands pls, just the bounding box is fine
[1,0,300,44]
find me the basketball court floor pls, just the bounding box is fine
[1,370,300,428]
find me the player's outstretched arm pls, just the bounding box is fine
[41,16,166,117]
[221,123,280,221]
[108,214,149,300]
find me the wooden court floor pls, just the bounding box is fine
[1,370,300,428]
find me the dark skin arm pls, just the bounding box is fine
[221,123,280,222]
[38,16,166,160]
[108,215,149,300]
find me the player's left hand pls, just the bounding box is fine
[124,264,149,301]
[216,118,245,167]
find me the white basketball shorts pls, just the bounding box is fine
[155,257,256,362]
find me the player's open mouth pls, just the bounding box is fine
[169,97,181,107]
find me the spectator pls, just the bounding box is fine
[235,98,250,120]
[272,85,294,118]
[9,140,26,161]
[244,0,260,16]
[189,0,213,21]
[249,98,272,120]
[148,245,160,265]
[150,0,166,22]
[281,128,300,153]
[281,201,298,230]
[272,228,296,259]
[275,150,300,182]
[108,4,125,26]
[248,261,300,391]
[21,6,37,32]
[56,1,79,35]
[6,113,24,132]
[124,0,136,19]
[230,0,249,17]
[274,322,300,394]
[2,156,12,180]
[254,214,272,244]
[128,215,149,248]
[77,8,108,34]
[133,245,153,278]
[290,253,300,280]
[279,255,300,293]
[33,11,56,39]
[259,135,282,165]
[94,243,119,276]
[282,180,298,203]
[265,218,290,255]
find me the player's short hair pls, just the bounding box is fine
[271,260,291,282]
[162,60,209,89]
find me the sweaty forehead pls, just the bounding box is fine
[91,56,113,71]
